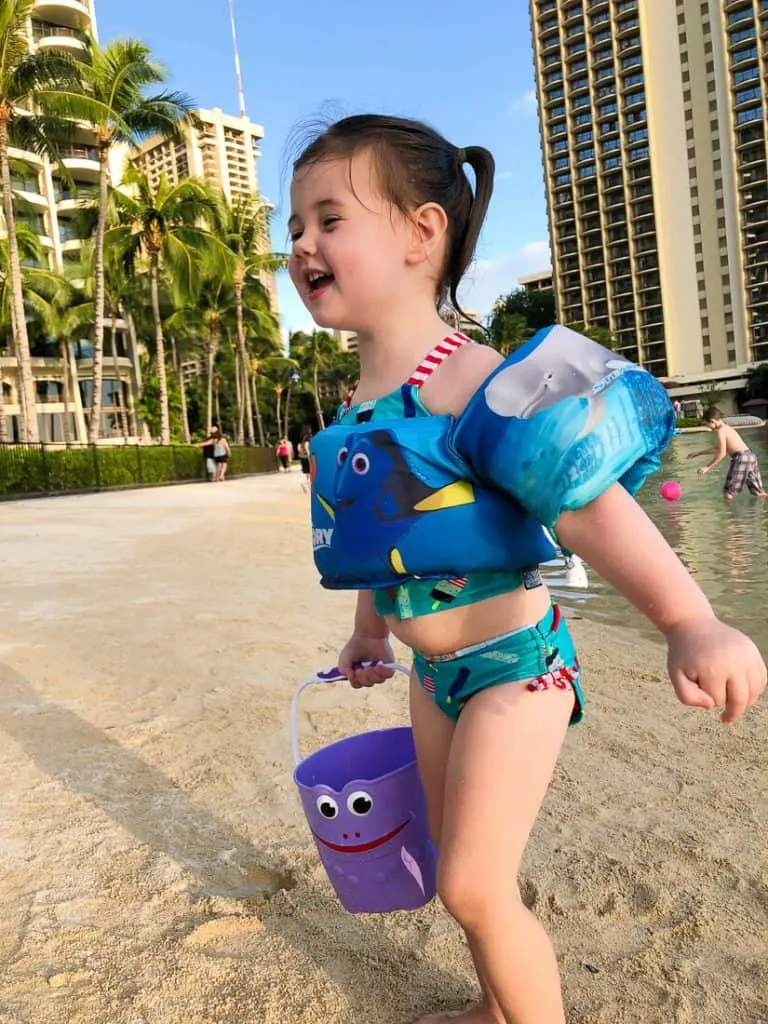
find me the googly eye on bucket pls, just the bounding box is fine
[290,662,437,914]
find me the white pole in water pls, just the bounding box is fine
[227,0,247,118]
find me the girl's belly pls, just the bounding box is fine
[386,583,552,658]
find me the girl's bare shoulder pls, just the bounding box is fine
[420,342,503,417]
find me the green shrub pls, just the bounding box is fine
[0,443,275,499]
[676,417,704,428]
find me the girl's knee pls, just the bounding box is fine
[437,854,522,929]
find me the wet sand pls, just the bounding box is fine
[0,475,765,1024]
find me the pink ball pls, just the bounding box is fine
[660,480,683,502]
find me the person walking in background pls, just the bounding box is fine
[196,426,220,482]
[297,433,312,492]
[276,437,293,471]
[688,407,767,500]
[213,431,231,482]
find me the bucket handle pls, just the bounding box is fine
[290,661,411,767]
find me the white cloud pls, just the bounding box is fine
[496,170,515,182]
[458,241,552,320]
[509,89,538,116]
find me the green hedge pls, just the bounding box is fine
[0,443,276,500]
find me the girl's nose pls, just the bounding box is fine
[293,231,316,257]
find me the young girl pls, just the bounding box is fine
[287,115,766,1024]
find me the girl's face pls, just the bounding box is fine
[288,151,414,332]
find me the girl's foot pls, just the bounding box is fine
[415,1005,503,1024]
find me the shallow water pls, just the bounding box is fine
[548,428,768,657]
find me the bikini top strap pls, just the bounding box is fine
[406,332,473,387]
[340,332,473,415]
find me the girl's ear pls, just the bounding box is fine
[405,202,449,266]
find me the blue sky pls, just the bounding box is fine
[97,0,552,335]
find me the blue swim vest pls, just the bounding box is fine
[310,325,674,591]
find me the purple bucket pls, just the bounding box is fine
[291,665,437,914]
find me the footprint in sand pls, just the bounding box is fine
[184,915,265,952]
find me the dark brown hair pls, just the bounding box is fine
[703,406,722,422]
[292,114,495,324]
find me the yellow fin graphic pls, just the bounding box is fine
[317,494,335,521]
[389,548,408,575]
[413,480,475,513]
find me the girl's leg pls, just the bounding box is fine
[410,676,504,1024]
[437,682,574,1024]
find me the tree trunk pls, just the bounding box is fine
[88,143,110,443]
[251,371,265,446]
[110,312,130,441]
[0,361,7,444]
[149,259,170,444]
[215,389,221,427]
[205,333,216,428]
[169,336,190,443]
[312,355,325,430]
[234,278,255,445]
[283,384,292,440]
[58,337,72,447]
[0,116,39,442]
[275,387,282,438]
[233,342,244,445]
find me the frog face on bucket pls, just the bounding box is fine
[307,783,409,854]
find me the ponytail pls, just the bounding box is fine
[447,146,495,327]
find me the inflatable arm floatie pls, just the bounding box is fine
[451,325,675,530]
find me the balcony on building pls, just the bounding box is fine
[33,0,90,30]
[31,18,88,51]
[726,2,754,25]
[562,4,585,25]
[582,232,604,252]
[11,170,47,209]
[61,142,99,182]
[592,47,614,68]
[603,172,625,193]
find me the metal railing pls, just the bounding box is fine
[0,443,276,500]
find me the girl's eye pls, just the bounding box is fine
[322,217,340,229]
[289,230,303,243]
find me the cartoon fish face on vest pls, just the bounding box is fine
[309,417,556,589]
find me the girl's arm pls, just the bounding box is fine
[557,485,765,722]
[557,485,711,632]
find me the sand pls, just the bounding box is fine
[0,474,765,1024]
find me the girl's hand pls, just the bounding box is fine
[338,634,396,689]
[697,466,709,476]
[666,617,767,724]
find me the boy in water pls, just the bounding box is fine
[688,406,767,500]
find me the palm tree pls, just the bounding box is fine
[290,329,341,431]
[28,279,92,447]
[248,334,282,447]
[0,220,58,442]
[0,0,95,441]
[71,39,195,443]
[219,194,286,445]
[261,355,299,439]
[109,167,222,443]
[166,270,234,434]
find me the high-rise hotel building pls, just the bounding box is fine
[131,108,278,311]
[2,0,141,443]
[530,0,768,388]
